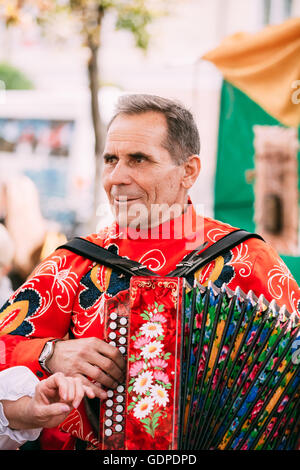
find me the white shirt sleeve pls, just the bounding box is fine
[0,366,42,450]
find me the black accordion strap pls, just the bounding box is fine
[57,236,158,277]
[168,229,264,277]
[57,230,264,279]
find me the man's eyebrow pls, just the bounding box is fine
[128,151,152,160]
[102,152,117,159]
[102,151,153,160]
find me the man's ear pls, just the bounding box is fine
[181,154,201,189]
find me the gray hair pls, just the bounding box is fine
[108,94,200,165]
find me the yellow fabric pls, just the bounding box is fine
[202,18,300,127]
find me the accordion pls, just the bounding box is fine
[98,276,300,450]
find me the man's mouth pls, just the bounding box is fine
[113,196,141,204]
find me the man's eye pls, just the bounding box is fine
[133,155,147,164]
[104,156,117,164]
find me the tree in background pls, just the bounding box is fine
[0,0,168,215]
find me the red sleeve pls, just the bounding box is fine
[0,248,86,378]
[250,240,300,315]
[229,238,300,316]
[0,335,53,379]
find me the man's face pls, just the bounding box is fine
[102,111,188,228]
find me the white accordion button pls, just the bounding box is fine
[117,385,124,393]
[107,390,114,398]
[105,419,113,427]
[118,336,126,345]
[106,399,113,407]
[116,395,124,403]
[105,429,112,437]
[116,404,123,413]
[110,312,118,320]
[115,424,123,432]
[119,327,127,335]
[105,409,113,417]
[115,414,123,423]
[119,346,126,354]
[109,321,117,330]
[119,317,127,325]
[109,341,116,347]
[109,332,116,340]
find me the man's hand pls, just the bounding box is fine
[46,338,125,399]
[3,372,96,430]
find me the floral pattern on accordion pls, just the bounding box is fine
[125,277,183,450]
[127,302,171,437]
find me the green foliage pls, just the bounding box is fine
[0,62,34,90]
[115,1,154,50]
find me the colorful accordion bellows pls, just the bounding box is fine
[99,276,300,450]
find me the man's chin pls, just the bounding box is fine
[111,201,149,227]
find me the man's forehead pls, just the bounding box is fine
[106,111,168,143]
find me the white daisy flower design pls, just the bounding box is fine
[133,370,153,395]
[133,396,154,420]
[140,321,164,339]
[151,384,169,407]
[140,340,163,360]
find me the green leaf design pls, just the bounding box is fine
[141,313,150,320]
[128,354,137,362]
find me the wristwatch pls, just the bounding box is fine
[39,339,61,374]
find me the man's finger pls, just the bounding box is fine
[87,350,124,384]
[95,340,126,371]
[75,374,108,400]
[41,402,71,420]
[72,377,85,409]
[79,362,120,389]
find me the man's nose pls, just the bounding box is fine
[107,160,132,185]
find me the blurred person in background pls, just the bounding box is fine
[0,176,67,291]
[0,224,14,308]
[0,175,47,288]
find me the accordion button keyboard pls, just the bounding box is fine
[101,295,130,449]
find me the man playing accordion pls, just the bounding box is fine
[0,94,299,450]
